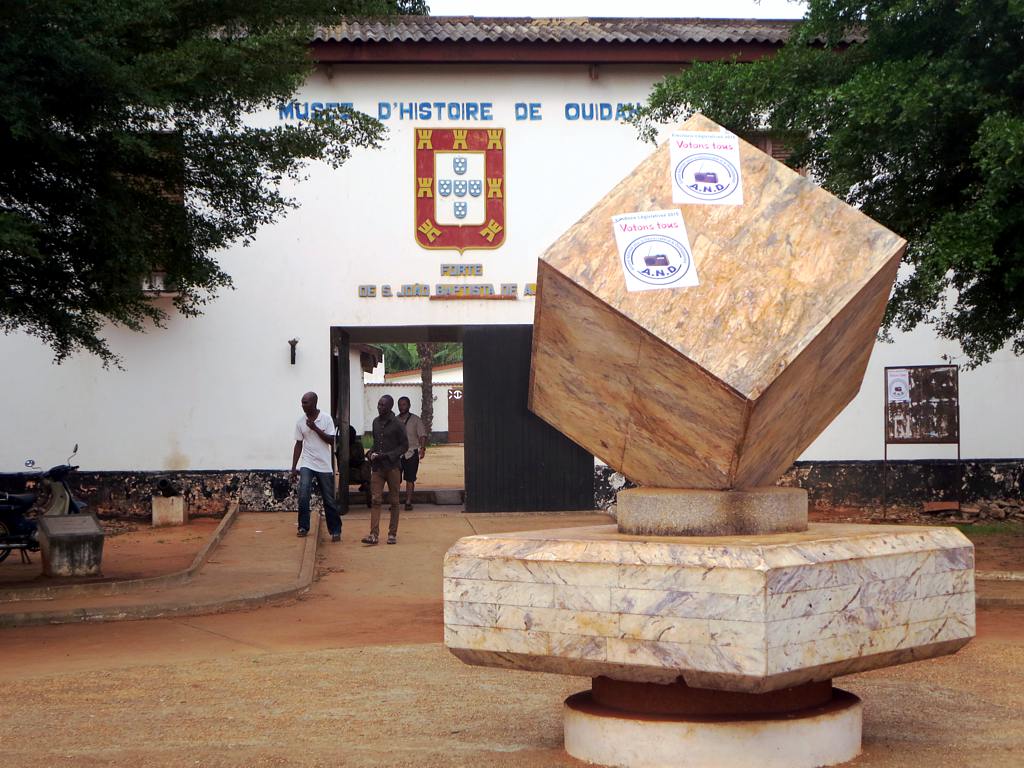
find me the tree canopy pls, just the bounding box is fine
[0,0,427,364]
[382,342,462,374]
[633,0,1024,367]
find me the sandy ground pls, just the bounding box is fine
[411,443,464,489]
[2,624,1023,768]
[0,511,1022,767]
[0,518,217,586]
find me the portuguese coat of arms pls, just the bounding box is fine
[414,128,506,252]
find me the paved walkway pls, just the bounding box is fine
[1,508,1021,629]
[413,443,464,489]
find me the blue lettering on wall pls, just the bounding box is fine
[514,102,542,121]
[366,102,497,121]
[564,102,636,122]
[278,101,353,121]
[616,102,640,120]
[278,99,642,122]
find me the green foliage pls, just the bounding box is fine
[632,0,1024,367]
[381,342,462,373]
[0,0,427,364]
[954,521,1024,537]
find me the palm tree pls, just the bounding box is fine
[416,342,436,434]
[379,342,463,434]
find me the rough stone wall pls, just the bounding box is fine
[4,460,1017,519]
[68,470,309,520]
[595,460,1023,512]
[779,459,1023,509]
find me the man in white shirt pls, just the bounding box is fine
[290,391,342,541]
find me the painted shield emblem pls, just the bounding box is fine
[414,127,506,252]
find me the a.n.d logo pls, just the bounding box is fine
[415,128,506,252]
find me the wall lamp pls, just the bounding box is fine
[288,338,298,365]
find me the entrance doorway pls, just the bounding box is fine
[331,325,593,513]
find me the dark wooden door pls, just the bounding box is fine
[447,386,465,443]
[462,325,594,512]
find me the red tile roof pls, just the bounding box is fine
[313,17,824,44]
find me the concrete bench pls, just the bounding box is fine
[38,514,105,577]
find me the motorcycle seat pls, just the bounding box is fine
[3,492,36,507]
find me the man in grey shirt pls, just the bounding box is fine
[397,396,428,511]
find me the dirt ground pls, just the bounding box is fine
[0,518,217,586]
[0,510,1022,767]
[812,506,1024,571]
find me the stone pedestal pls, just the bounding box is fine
[38,514,105,577]
[445,523,974,692]
[616,486,808,536]
[564,684,862,768]
[152,496,188,527]
[444,521,974,766]
[448,113,956,767]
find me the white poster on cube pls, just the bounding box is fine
[612,209,699,292]
[670,130,744,206]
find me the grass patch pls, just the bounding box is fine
[954,521,1024,536]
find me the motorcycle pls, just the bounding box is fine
[0,444,87,563]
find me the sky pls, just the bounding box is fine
[427,0,808,20]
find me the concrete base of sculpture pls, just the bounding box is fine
[444,523,974,692]
[616,487,808,536]
[563,686,862,768]
[152,496,188,527]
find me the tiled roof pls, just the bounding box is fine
[313,17,816,46]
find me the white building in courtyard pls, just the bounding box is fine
[0,17,1020,508]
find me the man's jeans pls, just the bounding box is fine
[298,468,342,536]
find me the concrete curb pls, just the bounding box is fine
[0,509,319,627]
[976,570,1024,607]
[976,570,1024,582]
[0,501,241,604]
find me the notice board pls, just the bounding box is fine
[884,365,959,444]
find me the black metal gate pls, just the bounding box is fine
[462,325,594,512]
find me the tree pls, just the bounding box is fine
[380,341,462,433]
[0,0,428,365]
[381,342,462,375]
[632,0,1024,367]
[416,341,436,435]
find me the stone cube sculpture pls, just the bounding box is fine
[529,113,907,490]
[446,115,970,768]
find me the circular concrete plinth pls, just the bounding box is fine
[564,688,861,768]
[616,486,808,536]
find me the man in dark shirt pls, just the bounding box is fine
[362,394,408,545]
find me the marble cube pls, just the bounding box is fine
[528,113,906,489]
[444,524,974,693]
